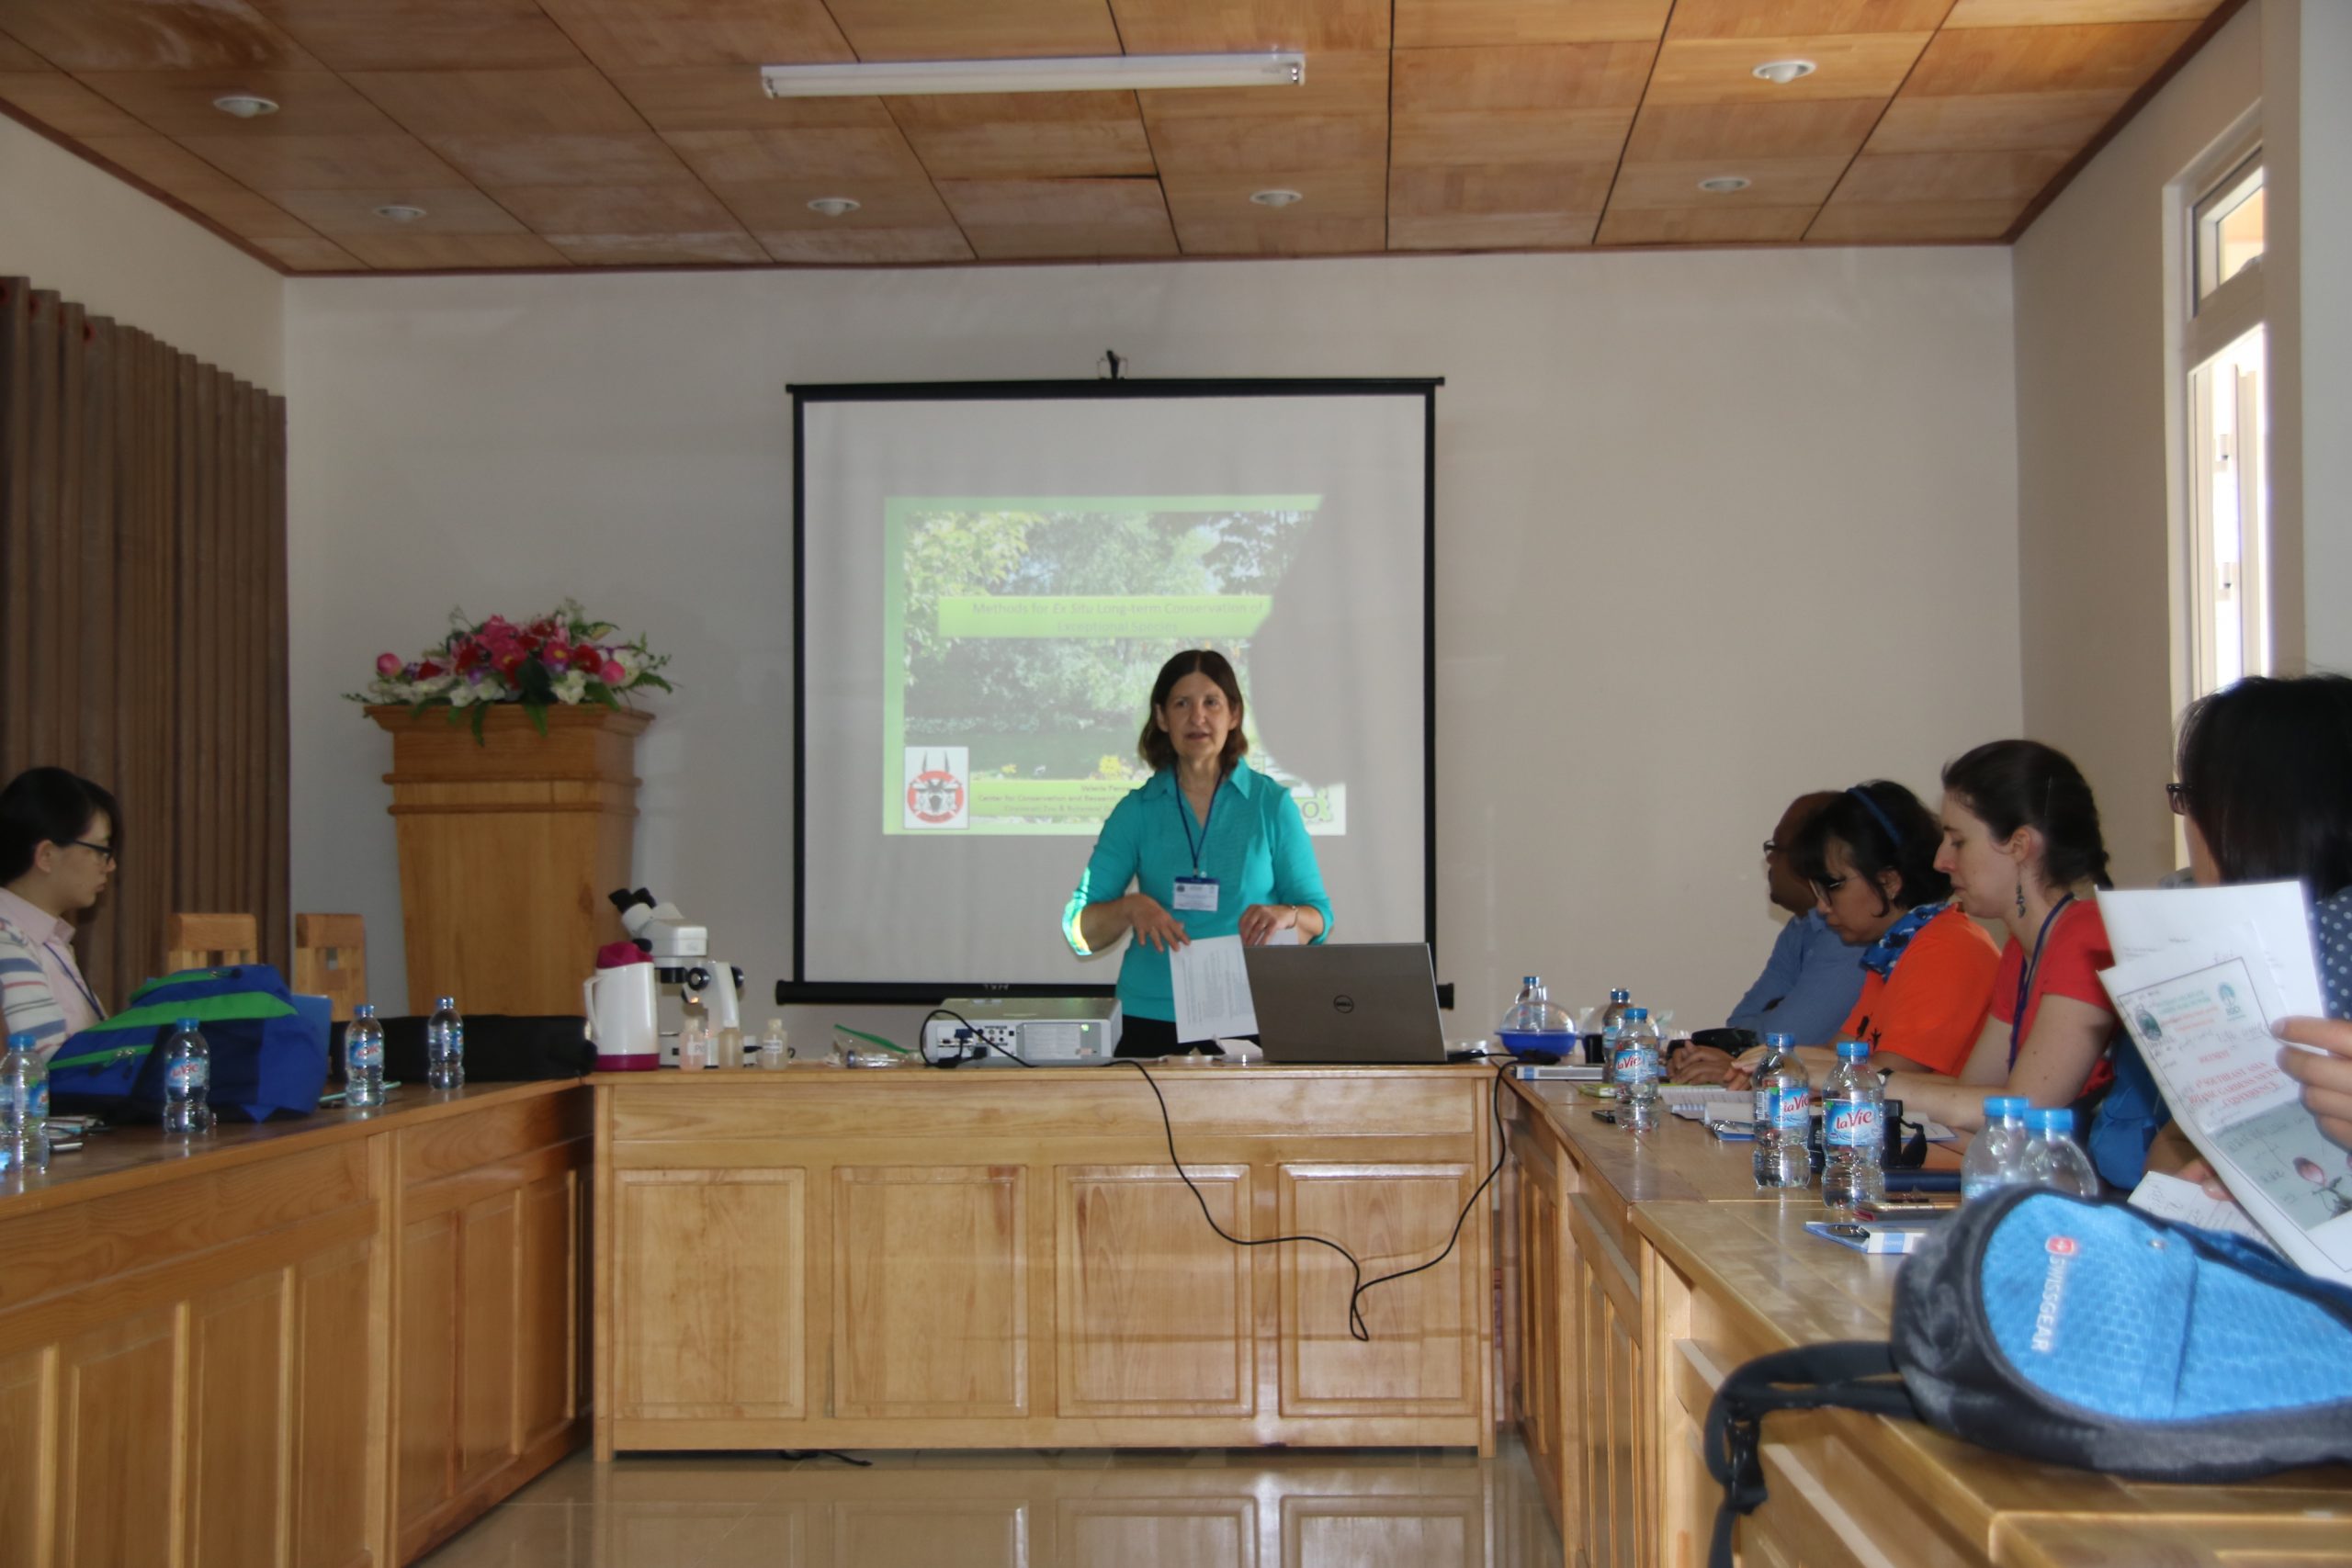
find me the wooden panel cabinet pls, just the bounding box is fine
[834,1166,1027,1419]
[1057,1165,1254,1418]
[1573,1196,1645,1568]
[189,1271,292,1568]
[56,1309,180,1568]
[614,1168,806,1422]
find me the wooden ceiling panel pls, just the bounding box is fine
[547,230,768,265]
[1109,0,1390,53]
[712,176,956,230]
[175,130,468,191]
[343,68,647,135]
[1943,0,2218,25]
[0,1,319,72]
[819,0,1120,62]
[1598,204,1817,243]
[1391,106,1634,170]
[665,125,927,184]
[248,232,366,268]
[1645,32,1934,104]
[270,185,530,235]
[1806,196,2021,240]
[1173,213,1385,254]
[0,36,47,71]
[76,69,402,136]
[248,0,588,72]
[1147,111,1383,175]
[78,132,254,188]
[1388,210,1599,249]
[1622,98,1884,162]
[883,92,1154,179]
[1391,41,1655,113]
[532,0,854,71]
[1393,0,1668,49]
[487,182,743,234]
[171,183,317,238]
[1666,0,1955,38]
[1139,48,1385,120]
[425,132,695,187]
[605,67,871,132]
[0,72,153,137]
[1866,87,2129,152]
[1832,147,2072,203]
[1160,165,1384,223]
[1391,162,1617,220]
[333,231,572,267]
[936,175,1179,258]
[1903,21,2199,96]
[1610,154,1849,209]
[754,225,975,263]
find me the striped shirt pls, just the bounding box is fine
[0,886,103,1063]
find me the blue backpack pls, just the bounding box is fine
[49,964,331,1122]
[1703,1188,2352,1567]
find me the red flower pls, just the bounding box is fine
[416,660,445,679]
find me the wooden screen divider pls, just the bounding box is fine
[0,276,289,1010]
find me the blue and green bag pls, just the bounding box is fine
[49,964,330,1122]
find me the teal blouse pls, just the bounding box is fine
[1062,759,1333,1022]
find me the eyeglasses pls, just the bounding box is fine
[1761,840,1781,856]
[1811,874,1851,897]
[2165,782,2189,817]
[69,839,117,864]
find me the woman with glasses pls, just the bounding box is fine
[1728,780,1999,1087]
[1857,741,2122,1141]
[0,767,118,1063]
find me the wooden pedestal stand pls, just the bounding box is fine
[369,705,651,1016]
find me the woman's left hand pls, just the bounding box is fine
[1238,903,1297,947]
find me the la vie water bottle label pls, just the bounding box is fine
[1774,1088,1810,1134]
[1826,1099,1880,1147]
[166,1059,207,1093]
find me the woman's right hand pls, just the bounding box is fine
[1125,894,1191,953]
[2278,1016,2352,1151]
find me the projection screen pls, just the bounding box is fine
[789,379,1437,1002]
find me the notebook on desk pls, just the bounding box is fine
[1243,942,1448,1065]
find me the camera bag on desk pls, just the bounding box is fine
[48,964,330,1122]
[1702,1186,2352,1568]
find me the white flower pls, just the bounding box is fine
[447,682,481,708]
[553,670,590,705]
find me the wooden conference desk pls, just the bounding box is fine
[592,1063,1498,1456]
[0,1079,590,1568]
[1502,1079,2352,1568]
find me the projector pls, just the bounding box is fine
[920,997,1123,1066]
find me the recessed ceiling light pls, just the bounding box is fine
[373,204,428,223]
[1250,188,1304,208]
[211,93,279,119]
[806,197,861,217]
[1697,175,1752,194]
[1751,59,1816,85]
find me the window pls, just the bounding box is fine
[2178,143,2269,703]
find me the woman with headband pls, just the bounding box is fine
[1728,779,1999,1088]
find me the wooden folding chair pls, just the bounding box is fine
[164,912,258,975]
[293,914,368,1021]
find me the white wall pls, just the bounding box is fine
[0,113,282,389]
[2009,4,2262,886]
[287,248,2019,1043]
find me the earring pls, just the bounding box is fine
[2015,873,2027,919]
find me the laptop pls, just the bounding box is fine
[1243,942,1448,1065]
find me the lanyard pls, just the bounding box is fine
[1173,780,1218,874]
[2009,893,2074,1064]
[43,937,106,1021]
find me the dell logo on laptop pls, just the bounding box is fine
[1331,993,1355,1013]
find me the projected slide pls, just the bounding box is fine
[885,495,1345,838]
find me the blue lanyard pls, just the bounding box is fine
[1173,780,1218,874]
[2009,894,2074,1065]
[44,938,106,1021]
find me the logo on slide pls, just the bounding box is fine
[903,747,969,829]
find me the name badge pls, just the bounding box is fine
[1171,876,1220,912]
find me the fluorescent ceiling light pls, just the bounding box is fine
[761,51,1306,99]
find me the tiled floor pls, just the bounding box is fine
[418,1438,1562,1567]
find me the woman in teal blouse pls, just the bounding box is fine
[1063,649,1333,1057]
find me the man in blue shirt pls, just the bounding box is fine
[1676,792,1867,1082]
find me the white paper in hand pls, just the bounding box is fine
[1170,935,1257,1043]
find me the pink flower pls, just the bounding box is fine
[377,652,404,677]
[601,659,627,683]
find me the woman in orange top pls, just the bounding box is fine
[1730,780,1999,1088]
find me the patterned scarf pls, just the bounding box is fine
[1860,900,1946,980]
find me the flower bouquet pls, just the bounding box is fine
[352,601,673,741]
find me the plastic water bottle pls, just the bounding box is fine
[1750,1032,1812,1189]
[1961,1096,2033,1201]
[162,1019,214,1135]
[1614,1007,1662,1131]
[2,1032,49,1174]
[677,992,712,1070]
[1821,1040,1885,1217]
[1502,976,1544,1032]
[426,996,465,1090]
[345,1003,386,1109]
[2021,1106,2100,1197]
[758,1018,789,1070]
[1599,988,1632,1085]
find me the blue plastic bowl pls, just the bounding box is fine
[1498,1029,1576,1063]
